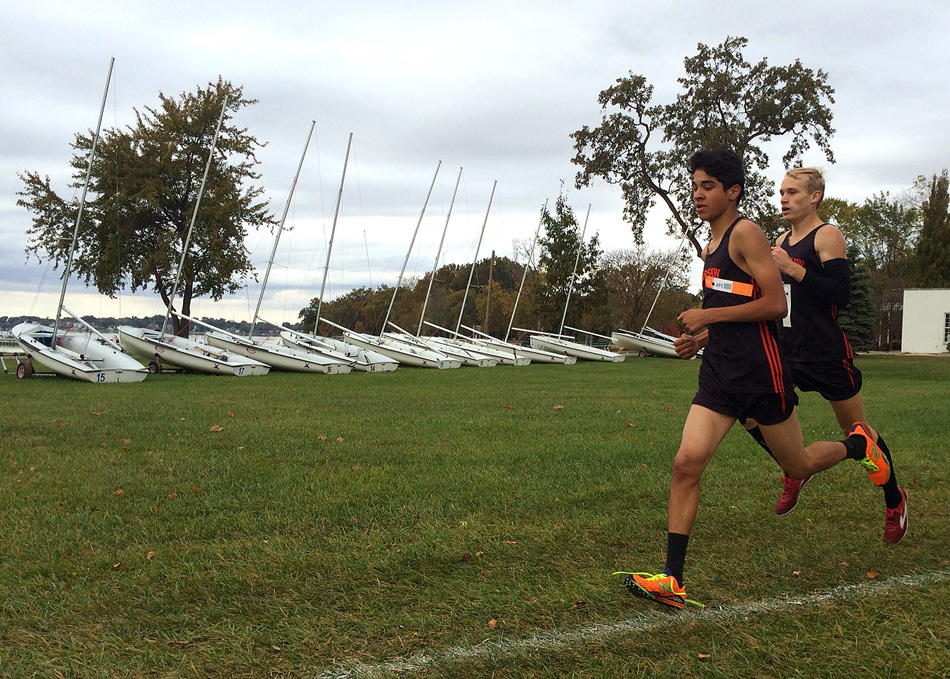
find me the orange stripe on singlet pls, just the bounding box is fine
[758,321,787,409]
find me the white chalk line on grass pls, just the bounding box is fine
[316,569,950,679]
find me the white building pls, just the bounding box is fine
[901,289,950,354]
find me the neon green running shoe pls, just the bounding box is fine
[614,571,704,609]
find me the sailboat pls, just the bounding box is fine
[203,125,352,374]
[117,97,269,376]
[277,324,399,372]
[385,171,498,367]
[12,58,148,383]
[610,225,700,359]
[423,321,530,366]
[318,161,460,369]
[610,326,694,359]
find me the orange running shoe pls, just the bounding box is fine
[618,572,688,609]
[883,487,908,544]
[775,475,812,516]
[849,423,891,486]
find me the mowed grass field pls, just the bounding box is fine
[1,353,948,678]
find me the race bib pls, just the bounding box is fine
[704,275,754,297]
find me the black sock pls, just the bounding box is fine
[664,532,689,586]
[747,425,779,463]
[876,434,902,508]
[841,433,864,461]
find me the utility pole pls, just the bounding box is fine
[483,250,495,333]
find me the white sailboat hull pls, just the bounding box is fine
[529,335,625,363]
[343,332,462,369]
[12,322,148,383]
[280,332,399,373]
[432,336,528,366]
[612,328,696,359]
[397,335,496,368]
[206,332,351,374]
[474,336,576,365]
[118,326,271,376]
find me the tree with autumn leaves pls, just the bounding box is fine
[18,79,275,337]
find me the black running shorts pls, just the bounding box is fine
[789,358,862,402]
[692,384,798,426]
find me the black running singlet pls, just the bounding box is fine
[777,224,854,362]
[699,218,793,398]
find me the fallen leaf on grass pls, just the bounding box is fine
[839,561,849,567]
[525,596,538,603]
[626,422,636,428]
[792,570,800,577]
[866,571,878,579]
[697,653,711,661]
[209,425,224,432]
[504,404,512,410]
[228,411,234,418]
[553,405,564,410]
[113,489,124,496]
[572,600,587,610]
[335,437,344,442]
[112,562,121,570]
[146,551,155,560]
[318,435,328,441]
[121,437,131,445]
[504,540,517,545]
[488,619,497,628]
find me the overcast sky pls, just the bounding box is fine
[2,0,948,325]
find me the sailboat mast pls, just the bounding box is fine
[312,132,354,334]
[250,120,316,338]
[505,199,546,342]
[640,227,692,333]
[382,160,441,332]
[558,203,591,336]
[417,167,462,335]
[161,97,229,337]
[52,57,114,344]
[454,180,496,335]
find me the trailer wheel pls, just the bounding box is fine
[147,360,162,374]
[16,362,34,379]
[638,350,648,358]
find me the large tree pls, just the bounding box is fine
[18,79,275,336]
[849,192,918,348]
[837,243,875,353]
[911,170,950,287]
[601,245,693,333]
[571,36,836,257]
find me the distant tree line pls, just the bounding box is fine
[297,195,697,343]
